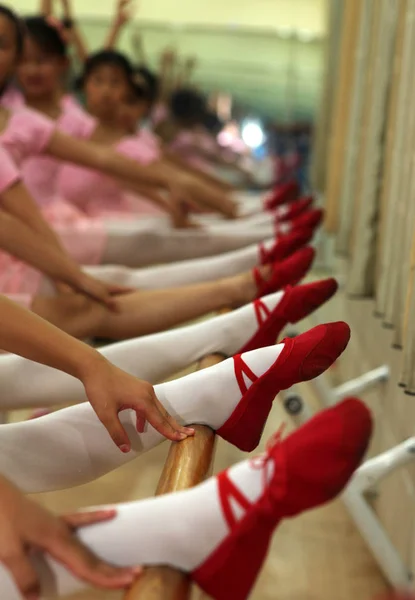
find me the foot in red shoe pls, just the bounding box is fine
[258,229,314,264]
[265,180,301,209]
[240,278,338,354]
[291,208,324,231]
[276,196,314,223]
[254,246,315,297]
[217,321,350,450]
[192,397,371,600]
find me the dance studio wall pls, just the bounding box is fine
[12,0,328,33]
[11,0,328,121]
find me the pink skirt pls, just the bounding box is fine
[42,198,107,265]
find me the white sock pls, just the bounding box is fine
[0,451,275,598]
[85,239,276,289]
[0,291,284,412]
[0,344,284,492]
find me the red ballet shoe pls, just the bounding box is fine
[259,229,314,265]
[291,208,324,231]
[218,321,351,451]
[195,395,371,600]
[276,196,314,223]
[265,180,301,210]
[239,278,338,355]
[254,247,315,297]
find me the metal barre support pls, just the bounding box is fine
[125,353,224,600]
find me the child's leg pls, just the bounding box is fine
[86,241,272,289]
[102,223,274,267]
[30,269,261,339]
[0,322,350,493]
[0,397,371,600]
[0,279,337,410]
[84,230,312,290]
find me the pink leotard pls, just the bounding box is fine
[0,105,106,299]
[0,146,43,307]
[57,129,165,219]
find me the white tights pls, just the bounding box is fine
[0,444,275,599]
[0,343,283,492]
[85,239,274,289]
[0,292,284,409]
[101,218,275,267]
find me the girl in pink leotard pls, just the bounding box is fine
[0,143,126,309]
[58,59,264,222]
[56,51,242,221]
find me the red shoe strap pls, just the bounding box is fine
[253,298,272,326]
[217,470,252,530]
[233,354,258,395]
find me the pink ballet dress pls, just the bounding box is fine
[0,146,44,308]
[0,104,107,266]
[57,129,165,219]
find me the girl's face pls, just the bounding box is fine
[0,14,21,89]
[84,64,129,122]
[118,90,148,133]
[17,37,67,99]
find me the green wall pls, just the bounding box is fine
[79,18,325,123]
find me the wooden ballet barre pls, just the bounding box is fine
[125,352,225,600]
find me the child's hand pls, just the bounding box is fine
[116,0,137,26]
[0,475,140,597]
[81,358,194,452]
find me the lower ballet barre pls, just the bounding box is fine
[125,352,224,600]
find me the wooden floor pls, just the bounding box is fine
[23,280,391,600]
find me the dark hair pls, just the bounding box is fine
[0,4,25,58]
[203,110,223,135]
[133,66,159,106]
[78,49,132,89]
[170,88,206,124]
[24,16,67,57]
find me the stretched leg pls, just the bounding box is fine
[0,397,371,599]
[30,269,261,339]
[85,230,312,290]
[102,222,275,267]
[0,279,337,409]
[30,248,315,338]
[0,321,350,493]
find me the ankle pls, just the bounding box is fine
[221,273,256,308]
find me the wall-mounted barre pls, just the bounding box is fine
[125,353,225,600]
